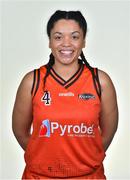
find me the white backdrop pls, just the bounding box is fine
[1,0,130,179]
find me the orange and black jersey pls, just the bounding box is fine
[23,62,106,179]
[31,61,101,99]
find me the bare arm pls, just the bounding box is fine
[12,71,33,151]
[99,70,118,152]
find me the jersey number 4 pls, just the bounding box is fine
[41,91,51,105]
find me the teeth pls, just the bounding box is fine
[60,50,73,55]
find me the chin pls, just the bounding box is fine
[57,55,78,65]
[60,59,76,65]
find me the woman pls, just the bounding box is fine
[12,10,118,179]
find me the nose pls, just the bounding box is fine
[62,36,71,47]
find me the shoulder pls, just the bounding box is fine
[97,69,117,100]
[18,65,46,95]
[98,69,114,89]
[20,71,34,87]
[22,71,34,81]
[19,65,44,88]
[16,70,35,97]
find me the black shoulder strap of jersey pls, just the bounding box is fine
[31,69,40,98]
[91,68,101,99]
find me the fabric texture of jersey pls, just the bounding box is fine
[22,63,106,179]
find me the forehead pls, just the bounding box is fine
[51,19,82,33]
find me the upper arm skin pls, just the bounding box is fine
[12,71,33,150]
[98,70,119,151]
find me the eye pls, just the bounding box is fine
[72,35,79,40]
[54,36,62,40]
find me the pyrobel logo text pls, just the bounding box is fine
[39,119,94,137]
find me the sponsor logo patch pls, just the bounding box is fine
[78,93,95,100]
[39,119,95,138]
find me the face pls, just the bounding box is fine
[49,19,85,65]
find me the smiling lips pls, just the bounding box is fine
[60,50,74,56]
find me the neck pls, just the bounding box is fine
[52,60,80,81]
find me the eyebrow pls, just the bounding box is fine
[72,31,80,35]
[52,31,81,35]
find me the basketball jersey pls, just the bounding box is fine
[22,62,106,179]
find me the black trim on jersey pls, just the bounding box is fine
[50,63,83,88]
[51,67,66,83]
[33,69,40,97]
[95,68,101,98]
[31,69,36,95]
[50,71,65,86]
[65,63,82,86]
[91,68,101,99]
[65,64,84,88]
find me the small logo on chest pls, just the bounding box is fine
[59,92,74,97]
[78,93,95,100]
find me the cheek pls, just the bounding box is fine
[74,39,85,48]
[75,42,85,50]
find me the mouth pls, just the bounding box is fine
[59,50,74,56]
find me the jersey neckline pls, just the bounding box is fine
[49,61,84,89]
